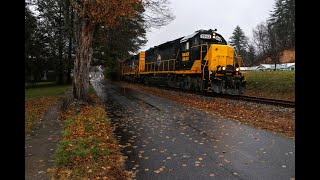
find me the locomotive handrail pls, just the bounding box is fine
[201,44,209,80]
[144,59,175,73]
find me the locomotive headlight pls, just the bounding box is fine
[236,67,239,71]
[222,66,226,71]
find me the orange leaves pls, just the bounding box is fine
[52,93,129,179]
[71,0,139,27]
[25,96,59,134]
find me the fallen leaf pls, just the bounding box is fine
[154,170,160,174]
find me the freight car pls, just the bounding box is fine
[120,29,246,95]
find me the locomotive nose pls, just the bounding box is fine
[205,45,246,95]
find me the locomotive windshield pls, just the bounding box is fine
[199,33,227,45]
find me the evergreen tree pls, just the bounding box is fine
[269,0,295,49]
[25,3,50,82]
[229,26,249,65]
[37,0,70,84]
[92,12,147,80]
[25,4,37,81]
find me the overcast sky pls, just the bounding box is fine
[140,0,275,51]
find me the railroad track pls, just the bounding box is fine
[162,86,295,108]
[216,94,295,108]
[114,80,295,108]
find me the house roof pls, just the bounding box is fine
[240,63,295,71]
[253,63,295,70]
[89,66,104,72]
[240,66,258,71]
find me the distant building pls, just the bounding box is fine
[241,63,295,71]
[240,66,258,71]
[89,65,104,79]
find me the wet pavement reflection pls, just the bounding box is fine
[91,79,295,180]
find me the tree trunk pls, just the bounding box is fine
[72,20,95,102]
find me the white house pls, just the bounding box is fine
[240,66,259,71]
[89,66,104,79]
[240,63,295,71]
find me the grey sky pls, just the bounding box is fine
[140,0,274,51]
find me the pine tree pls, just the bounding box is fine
[269,0,295,49]
[25,4,37,81]
[229,26,249,64]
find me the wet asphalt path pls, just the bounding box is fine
[91,79,295,180]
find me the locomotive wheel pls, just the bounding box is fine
[239,82,246,94]
[178,77,184,89]
[184,76,192,90]
[197,77,204,92]
[167,75,175,88]
[212,80,221,93]
[191,77,198,91]
[221,80,226,94]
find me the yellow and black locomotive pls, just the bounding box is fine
[120,29,246,95]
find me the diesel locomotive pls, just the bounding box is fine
[120,29,246,95]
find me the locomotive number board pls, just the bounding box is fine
[200,34,212,39]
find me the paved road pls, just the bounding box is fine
[92,79,295,180]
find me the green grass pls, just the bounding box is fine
[242,71,295,100]
[25,84,72,99]
[54,135,113,168]
[25,81,57,88]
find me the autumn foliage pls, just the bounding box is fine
[25,97,60,134]
[72,0,141,27]
[50,94,129,179]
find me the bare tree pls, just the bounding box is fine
[142,0,175,29]
[253,21,282,70]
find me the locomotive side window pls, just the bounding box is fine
[185,42,189,50]
[193,37,199,46]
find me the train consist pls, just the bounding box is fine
[120,29,246,95]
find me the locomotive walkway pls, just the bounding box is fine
[92,79,295,180]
